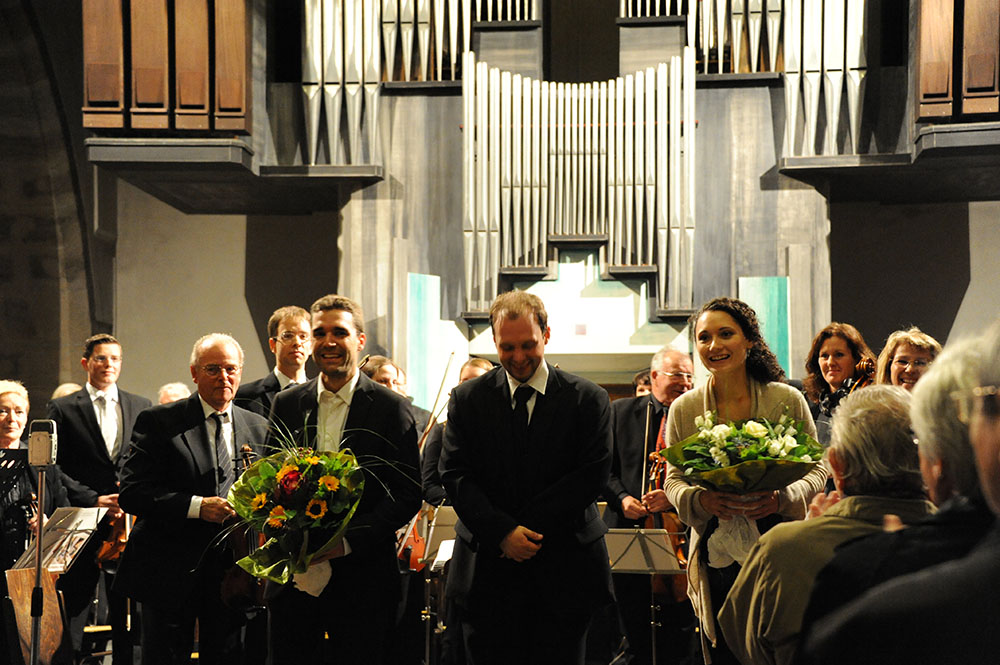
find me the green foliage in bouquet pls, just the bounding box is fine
[661,411,823,494]
[228,447,365,584]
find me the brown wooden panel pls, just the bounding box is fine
[214,0,252,133]
[5,569,73,664]
[916,0,955,119]
[130,0,170,128]
[175,0,211,130]
[963,0,1000,115]
[82,0,124,128]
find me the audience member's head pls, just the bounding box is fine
[911,338,983,506]
[875,326,942,391]
[51,382,82,400]
[828,385,923,499]
[362,355,407,395]
[632,369,651,397]
[970,320,1000,514]
[649,347,694,406]
[157,382,192,404]
[459,357,493,384]
[0,380,29,449]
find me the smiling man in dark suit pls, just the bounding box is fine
[115,333,267,665]
[47,333,151,664]
[236,305,312,417]
[265,293,421,665]
[439,290,614,665]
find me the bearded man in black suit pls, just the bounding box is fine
[115,333,267,665]
[47,334,151,664]
[439,290,614,665]
[265,294,421,665]
[604,346,696,665]
[236,305,312,416]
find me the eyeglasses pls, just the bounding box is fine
[91,355,122,364]
[893,358,931,371]
[200,364,243,378]
[663,372,694,381]
[951,385,999,424]
[273,331,311,344]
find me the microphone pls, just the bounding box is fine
[27,420,58,467]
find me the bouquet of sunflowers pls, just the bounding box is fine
[227,447,364,584]
[662,411,823,494]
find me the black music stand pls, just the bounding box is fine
[606,528,686,665]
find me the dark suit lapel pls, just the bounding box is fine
[73,391,112,464]
[342,374,375,452]
[178,396,215,491]
[119,392,142,451]
[527,364,564,446]
[296,378,320,445]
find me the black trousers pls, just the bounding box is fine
[457,577,595,665]
[267,550,399,665]
[138,562,244,665]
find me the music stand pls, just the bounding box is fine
[606,528,686,665]
[6,507,107,665]
[421,505,457,570]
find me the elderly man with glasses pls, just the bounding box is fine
[116,333,267,665]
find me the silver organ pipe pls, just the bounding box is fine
[462,51,696,313]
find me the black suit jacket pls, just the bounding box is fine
[798,522,1000,665]
[235,371,282,417]
[114,394,267,607]
[266,373,421,562]
[439,364,614,615]
[47,387,152,506]
[603,395,666,528]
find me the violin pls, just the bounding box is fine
[850,357,876,393]
[220,445,264,611]
[96,511,130,566]
[397,505,431,573]
[644,453,688,602]
[640,401,688,603]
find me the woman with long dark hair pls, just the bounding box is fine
[802,323,877,445]
[663,298,828,664]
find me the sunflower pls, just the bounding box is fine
[319,475,340,492]
[303,455,321,466]
[305,499,328,520]
[250,492,268,511]
[267,505,287,528]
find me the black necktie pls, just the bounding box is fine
[212,412,233,496]
[513,385,534,440]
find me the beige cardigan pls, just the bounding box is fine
[663,377,828,659]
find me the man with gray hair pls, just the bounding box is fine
[718,385,935,665]
[116,333,267,665]
[603,346,695,665]
[798,322,1000,665]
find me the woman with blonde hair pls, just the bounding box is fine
[875,326,942,391]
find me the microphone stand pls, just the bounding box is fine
[28,464,46,665]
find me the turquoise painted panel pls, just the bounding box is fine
[407,272,440,411]
[737,277,791,376]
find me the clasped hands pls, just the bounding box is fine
[699,489,778,521]
[500,525,543,562]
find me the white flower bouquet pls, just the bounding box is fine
[662,411,823,494]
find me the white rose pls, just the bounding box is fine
[710,424,733,443]
[801,454,813,462]
[743,421,768,439]
[767,439,783,457]
[694,414,706,429]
